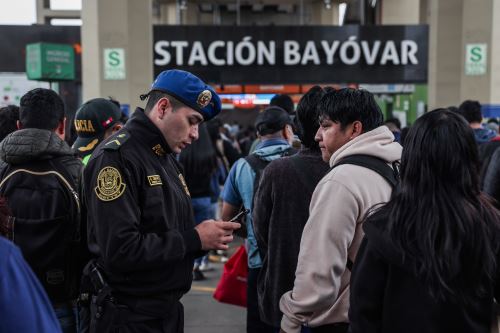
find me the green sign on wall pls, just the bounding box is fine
[26,43,75,81]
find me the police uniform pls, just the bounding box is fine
[82,70,221,332]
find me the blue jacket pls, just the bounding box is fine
[221,138,291,268]
[0,237,61,332]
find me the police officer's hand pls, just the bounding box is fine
[195,220,241,250]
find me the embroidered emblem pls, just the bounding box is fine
[152,144,166,156]
[95,166,126,201]
[105,139,121,147]
[147,175,163,186]
[78,138,99,152]
[178,173,190,196]
[196,90,212,108]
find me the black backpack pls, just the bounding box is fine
[0,158,81,302]
[332,154,400,271]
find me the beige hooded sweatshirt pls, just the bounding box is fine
[280,125,402,332]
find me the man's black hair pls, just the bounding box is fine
[295,86,327,149]
[19,88,64,130]
[0,105,19,141]
[270,94,294,115]
[385,117,401,130]
[144,90,182,114]
[318,88,383,133]
[458,100,482,124]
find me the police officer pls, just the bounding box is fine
[72,98,123,165]
[82,70,240,332]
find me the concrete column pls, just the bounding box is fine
[81,0,153,108]
[381,0,420,25]
[428,0,500,111]
[309,2,339,25]
[427,0,464,109]
[489,0,500,105]
[459,0,493,102]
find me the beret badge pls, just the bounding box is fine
[197,90,212,109]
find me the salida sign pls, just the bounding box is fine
[153,25,428,84]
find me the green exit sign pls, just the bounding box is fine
[26,43,75,81]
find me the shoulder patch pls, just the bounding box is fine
[95,166,126,201]
[103,131,130,151]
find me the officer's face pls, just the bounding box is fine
[160,104,203,153]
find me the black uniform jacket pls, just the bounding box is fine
[84,108,202,315]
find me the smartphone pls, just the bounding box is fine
[229,208,249,222]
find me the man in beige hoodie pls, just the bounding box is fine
[279,88,402,333]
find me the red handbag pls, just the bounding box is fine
[213,245,248,307]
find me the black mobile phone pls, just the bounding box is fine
[229,208,249,222]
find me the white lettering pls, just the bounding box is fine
[301,41,320,65]
[188,41,208,66]
[284,40,301,65]
[170,41,188,65]
[257,41,275,65]
[380,41,400,65]
[339,36,361,65]
[154,41,171,66]
[321,40,340,65]
[235,37,256,66]
[207,41,225,66]
[401,40,418,65]
[361,41,381,65]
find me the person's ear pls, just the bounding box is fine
[156,97,172,119]
[350,121,363,140]
[16,120,22,130]
[111,123,123,134]
[56,117,66,140]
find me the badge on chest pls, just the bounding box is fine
[147,175,163,186]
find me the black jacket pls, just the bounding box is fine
[253,148,329,326]
[0,128,82,189]
[349,216,499,333]
[0,128,84,301]
[84,108,202,316]
[482,145,500,206]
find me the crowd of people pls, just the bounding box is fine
[0,68,498,333]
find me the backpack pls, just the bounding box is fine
[234,147,296,238]
[0,157,81,302]
[331,154,400,271]
[245,147,297,206]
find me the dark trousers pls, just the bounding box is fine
[310,323,349,333]
[248,267,275,333]
[79,300,184,333]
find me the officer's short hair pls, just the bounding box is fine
[144,91,183,114]
[19,88,65,130]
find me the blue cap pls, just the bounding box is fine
[149,70,221,121]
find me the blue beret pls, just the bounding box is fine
[150,70,221,121]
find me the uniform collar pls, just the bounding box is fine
[125,107,172,156]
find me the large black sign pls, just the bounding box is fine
[154,25,428,84]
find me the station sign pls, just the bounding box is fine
[26,42,75,81]
[465,43,487,76]
[154,25,428,84]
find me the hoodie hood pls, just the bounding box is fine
[0,128,74,165]
[329,125,402,167]
[474,127,497,144]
